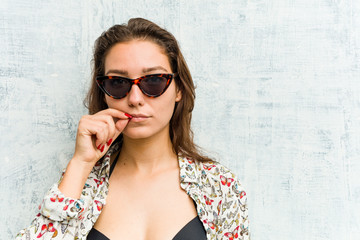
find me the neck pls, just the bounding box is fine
[118,129,178,175]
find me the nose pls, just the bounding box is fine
[127,84,145,107]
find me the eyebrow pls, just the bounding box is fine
[105,69,128,75]
[105,66,169,76]
[142,66,169,74]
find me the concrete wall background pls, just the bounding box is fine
[1,0,359,239]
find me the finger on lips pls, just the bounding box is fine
[125,113,133,119]
[99,110,132,132]
[103,108,132,120]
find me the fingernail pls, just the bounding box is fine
[125,113,133,118]
[107,139,113,146]
[101,145,105,152]
[97,144,102,150]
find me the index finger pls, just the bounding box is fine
[97,108,130,120]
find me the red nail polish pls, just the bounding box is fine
[107,139,113,146]
[101,145,105,152]
[97,144,101,150]
[125,113,133,118]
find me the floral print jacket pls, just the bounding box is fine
[16,141,249,240]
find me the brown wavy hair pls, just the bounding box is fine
[85,18,211,162]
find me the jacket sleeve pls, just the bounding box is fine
[218,173,250,240]
[229,179,250,240]
[15,180,91,239]
[198,160,250,240]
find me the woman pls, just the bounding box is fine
[16,18,249,240]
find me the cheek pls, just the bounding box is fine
[105,96,118,108]
[157,101,176,123]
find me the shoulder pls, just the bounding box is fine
[195,160,237,179]
[179,156,247,202]
[185,159,250,238]
[200,161,246,196]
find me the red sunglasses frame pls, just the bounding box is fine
[96,73,175,99]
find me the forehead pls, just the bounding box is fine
[104,40,171,75]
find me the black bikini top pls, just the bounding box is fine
[87,151,207,240]
[87,215,207,240]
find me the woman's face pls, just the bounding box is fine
[104,40,181,140]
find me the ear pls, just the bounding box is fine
[175,89,182,102]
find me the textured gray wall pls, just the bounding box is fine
[1,0,360,239]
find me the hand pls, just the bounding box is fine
[72,108,130,166]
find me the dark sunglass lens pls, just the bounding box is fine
[103,78,130,98]
[141,76,168,96]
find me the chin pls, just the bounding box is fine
[122,132,151,140]
[121,125,156,140]
[122,124,170,140]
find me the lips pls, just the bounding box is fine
[127,113,150,122]
[130,114,149,118]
